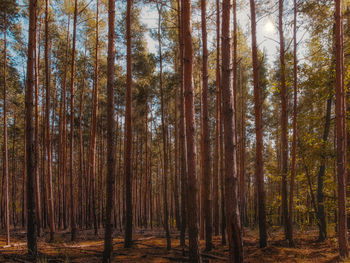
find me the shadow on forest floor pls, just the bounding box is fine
[0,228,344,262]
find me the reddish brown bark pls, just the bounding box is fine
[34,16,42,236]
[69,0,78,241]
[177,0,188,249]
[182,0,200,261]
[335,0,348,258]
[102,0,116,258]
[200,0,212,252]
[88,0,99,235]
[221,0,243,261]
[3,16,10,246]
[44,0,55,242]
[25,0,38,255]
[124,0,133,248]
[156,1,171,249]
[213,0,220,237]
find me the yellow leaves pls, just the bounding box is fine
[269,81,280,94]
[345,65,350,91]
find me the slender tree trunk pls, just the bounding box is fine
[156,1,171,250]
[249,0,267,248]
[278,0,291,242]
[182,0,200,261]
[44,0,55,242]
[34,16,42,236]
[239,68,247,227]
[221,0,243,261]
[124,0,133,248]
[26,0,38,255]
[69,0,78,241]
[177,0,187,249]
[143,105,149,228]
[58,15,70,230]
[23,119,27,229]
[102,0,116,259]
[288,0,298,246]
[88,0,99,235]
[335,0,348,258]
[200,0,212,252]
[78,46,86,229]
[173,95,180,231]
[3,18,10,246]
[213,0,220,237]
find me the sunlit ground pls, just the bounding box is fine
[0,228,342,262]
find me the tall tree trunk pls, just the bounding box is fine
[335,0,348,258]
[177,0,187,249]
[34,16,42,236]
[173,92,180,231]
[44,0,55,242]
[239,68,247,227]
[102,0,116,259]
[221,0,243,261]
[143,105,149,228]
[78,45,86,229]
[156,1,171,250]
[182,0,200,261]
[69,0,78,241]
[124,0,133,248]
[59,15,70,230]
[26,0,38,255]
[88,0,99,235]
[288,0,298,246]
[249,0,267,248]
[278,0,291,242]
[3,17,10,246]
[213,0,220,237]
[200,0,212,252]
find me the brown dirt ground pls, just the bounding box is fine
[0,228,347,262]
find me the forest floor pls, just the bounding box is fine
[0,228,346,262]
